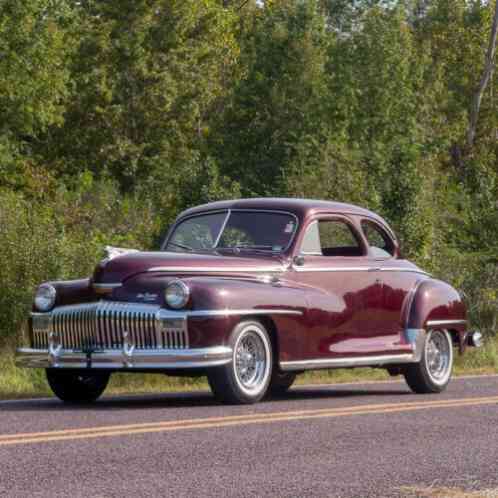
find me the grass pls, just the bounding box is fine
[1,337,497,401]
[399,487,498,498]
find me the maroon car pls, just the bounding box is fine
[17,198,482,404]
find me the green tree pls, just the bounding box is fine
[214,0,335,196]
[0,0,76,189]
[42,0,240,205]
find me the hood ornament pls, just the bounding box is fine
[104,246,139,260]
[99,246,139,268]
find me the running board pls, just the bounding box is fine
[279,353,417,372]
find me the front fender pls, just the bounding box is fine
[184,276,308,363]
[35,278,93,309]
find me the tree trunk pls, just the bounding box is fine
[467,0,498,148]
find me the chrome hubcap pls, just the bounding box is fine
[426,330,451,383]
[235,330,267,391]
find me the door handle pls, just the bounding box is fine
[368,267,382,272]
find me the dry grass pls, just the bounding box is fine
[399,486,498,498]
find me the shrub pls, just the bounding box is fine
[0,176,156,344]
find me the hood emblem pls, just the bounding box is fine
[136,292,158,302]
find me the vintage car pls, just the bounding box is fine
[17,198,482,404]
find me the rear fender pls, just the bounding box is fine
[403,279,467,354]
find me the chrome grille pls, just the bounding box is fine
[32,314,51,349]
[31,301,188,350]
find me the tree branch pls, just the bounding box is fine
[467,0,498,148]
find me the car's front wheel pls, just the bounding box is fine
[403,329,453,394]
[46,369,110,403]
[207,320,273,404]
[267,370,297,397]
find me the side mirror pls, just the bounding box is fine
[293,255,305,267]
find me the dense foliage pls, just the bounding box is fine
[0,0,497,344]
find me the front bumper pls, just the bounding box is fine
[17,300,233,370]
[16,346,232,370]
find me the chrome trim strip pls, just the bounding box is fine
[93,283,123,289]
[16,346,233,370]
[380,267,429,275]
[93,283,123,294]
[148,266,286,274]
[186,309,303,317]
[31,304,303,322]
[426,319,467,327]
[293,266,374,272]
[292,266,428,275]
[213,210,231,248]
[280,353,416,371]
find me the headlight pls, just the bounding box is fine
[164,280,190,309]
[34,284,57,312]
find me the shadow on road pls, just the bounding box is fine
[0,385,411,412]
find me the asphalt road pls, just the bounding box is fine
[1,375,498,498]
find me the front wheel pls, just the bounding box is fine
[46,369,110,403]
[403,329,453,394]
[207,321,273,405]
[267,371,297,397]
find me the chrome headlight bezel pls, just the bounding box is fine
[34,284,57,312]
[164,280,190,309]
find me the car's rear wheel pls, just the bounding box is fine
[46,369,110,403]
[207,320,272,404]
[267,370,297,397]
[403,329,453,394]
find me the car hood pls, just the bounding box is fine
[92,251,288,284]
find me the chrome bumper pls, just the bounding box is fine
[16,346,233,370]
[18,300,235,369]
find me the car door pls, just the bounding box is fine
[360,218,420,352]
[291,215,385,360]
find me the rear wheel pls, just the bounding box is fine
[207,321,272,405]
[403,329,453,394]
[46,369,110,403]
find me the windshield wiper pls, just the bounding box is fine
[166,241,194,252]
[237,245,275,250]
[219,245,281,253]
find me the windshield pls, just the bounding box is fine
[165,211,297,253]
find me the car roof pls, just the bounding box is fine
[178,198,391,229]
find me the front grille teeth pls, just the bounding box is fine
[32,302,188,351]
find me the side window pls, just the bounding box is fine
[301,220,364,257]
[361,220,395,258]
